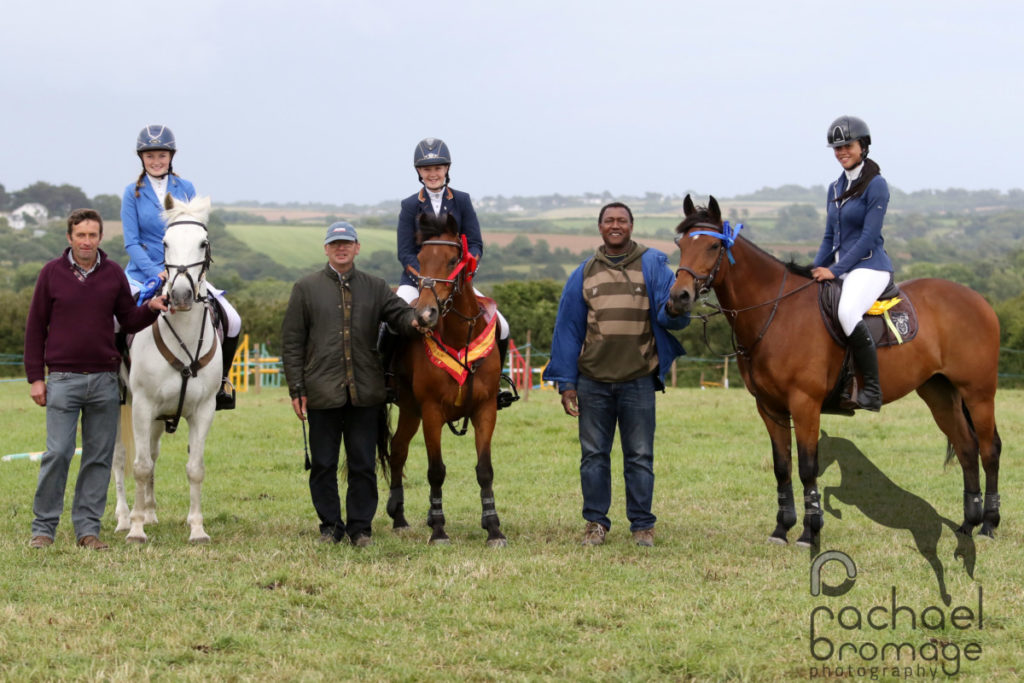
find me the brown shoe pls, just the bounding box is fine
[30,535,53,549]
[351,533,373,548]
[632,527,655,547]
[319,532,340,544]
[77,535,110,551]
[581,521,608,546]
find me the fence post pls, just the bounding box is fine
[524,330,532,402]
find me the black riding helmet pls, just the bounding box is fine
[827,116,871,159]
[413,137,451,185]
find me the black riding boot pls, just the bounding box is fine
[847,321,882,412]
[216,333,238,411]
[496,336,519,409]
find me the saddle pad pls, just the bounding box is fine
[818,280,918,348]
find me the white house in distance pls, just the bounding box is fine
[1,203,49,230]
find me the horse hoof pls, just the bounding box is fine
[487,537,508,548]
[114,523,130,533]
[767,536,788,545]
[392,520,410,531]
[126,535,147,545]
[428,536,451,546]
[189,536,211,544]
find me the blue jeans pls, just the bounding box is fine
[307,403,382,541]
[32,372,120,540]
[577,373,657,532]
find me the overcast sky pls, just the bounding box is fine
[2,1,1021,206]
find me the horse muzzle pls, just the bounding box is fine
[416,304,438,330]
[667,285,695,317]
[168,284,195,311]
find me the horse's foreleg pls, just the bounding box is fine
[141,426,161,525]
[792,402,824,549]
[473,409,505,548]
[185,411,212,544]
[421,415,448,545]
[387,409,420,531]
[760,404,796,544]
[113,404,133,532]
[127,418,158,543]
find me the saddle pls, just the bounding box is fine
[818,279,919,416]
[818,279,918,348]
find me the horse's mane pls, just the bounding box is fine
[416,212,459,243]
[161,195,211,225]
[674,202,814,279]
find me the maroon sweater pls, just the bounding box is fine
[24,248,159,383]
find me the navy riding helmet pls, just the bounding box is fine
[137,125,177,154]
[413,137,451,185]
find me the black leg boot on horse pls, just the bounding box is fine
[496,336,519,410]
[846,320,882,412]
[216,333,238,410]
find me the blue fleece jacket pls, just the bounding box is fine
[543,246,689,391]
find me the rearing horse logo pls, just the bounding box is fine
[810,550,857,597]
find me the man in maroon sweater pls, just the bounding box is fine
[25,208,166,550]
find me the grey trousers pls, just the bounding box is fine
[31,372,120,540]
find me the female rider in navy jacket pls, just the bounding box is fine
[811,116,893,412]
[121,125,241,410]
[394,138,514,408]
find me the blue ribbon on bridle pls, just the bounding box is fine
[688,220,744,264]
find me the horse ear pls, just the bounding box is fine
[445,213,458,233]
[683,194,695,217]
[708,196,721,223]
[164,193,176,211]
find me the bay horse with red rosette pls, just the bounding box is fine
[385,213,507,547]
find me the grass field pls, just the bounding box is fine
[225,224,398,270]
[1,381,1021,681]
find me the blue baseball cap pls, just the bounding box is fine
[324,221,358,245]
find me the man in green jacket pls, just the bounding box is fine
[282,222,422,547]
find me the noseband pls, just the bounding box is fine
[675,221,732,298]
[163,220,212,302]
[411,235,477,317]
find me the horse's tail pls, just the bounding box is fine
[376,403,392,485]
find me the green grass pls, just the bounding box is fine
[1,380,1021,680]
[225,224,398,269]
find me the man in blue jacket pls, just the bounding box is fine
[544,202,689,547]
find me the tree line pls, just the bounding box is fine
[4,179,1024,386]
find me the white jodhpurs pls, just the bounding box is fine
[837,267,891,336]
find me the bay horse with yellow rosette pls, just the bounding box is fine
[386,213,507,547]
[665,195,1002,548]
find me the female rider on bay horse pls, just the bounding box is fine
[392,137,515,408]
[810,116,894,412]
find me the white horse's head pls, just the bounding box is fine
[161,195,213,310]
